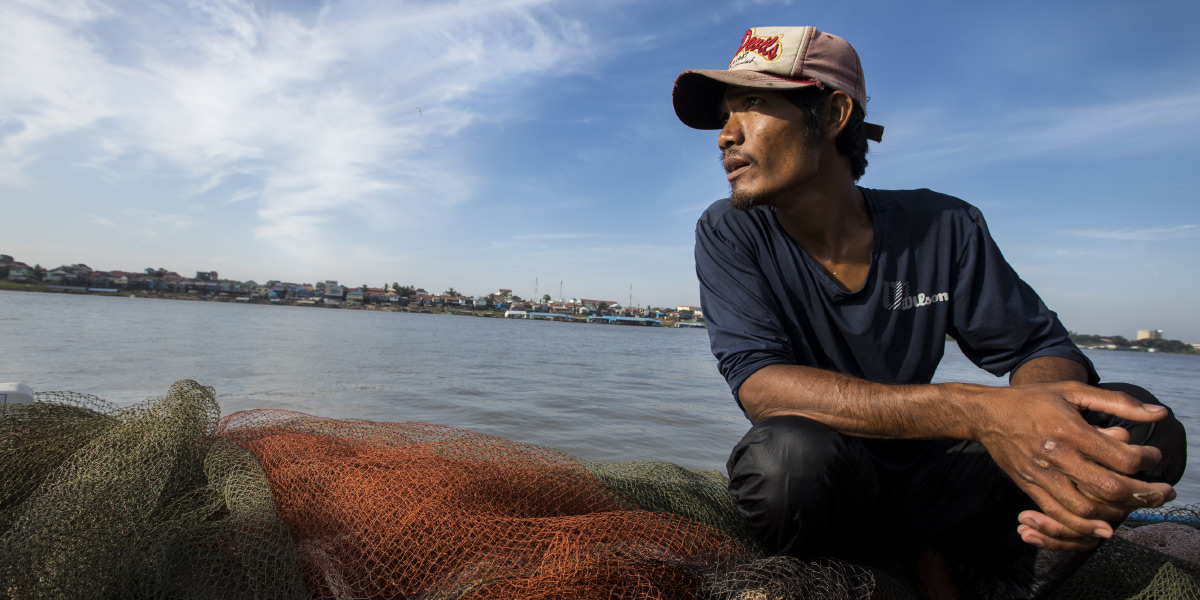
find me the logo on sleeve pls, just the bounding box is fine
[884,281,949,311]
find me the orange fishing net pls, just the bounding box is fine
[216,409,752,599]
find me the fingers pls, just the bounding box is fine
[1017,510,1101,552]
[1096,425,1130,443]
[1059,383,1167,424]
[1068,422,1163,477]
[1059,462,1174,518]
[1026,423,1166,505]
[1016,465,1176,552]
[1012,384,1164,477]
[1019,477,1120,537]
[1018,528,1098,552]
[1069,450,1174,507]
[1085,438,1163,477]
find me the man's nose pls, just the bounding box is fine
[718,113,743,150]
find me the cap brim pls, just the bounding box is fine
[672,69,823,130]
[671,69,884,142]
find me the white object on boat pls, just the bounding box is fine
[1,382,34,417]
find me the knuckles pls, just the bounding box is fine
[1089,475,1131,502]
[1111,450,1145,475]
[1062,492,1099,518]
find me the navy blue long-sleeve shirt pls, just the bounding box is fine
[695,188,1097,413]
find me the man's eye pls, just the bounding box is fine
[720,113,730,126]
[745,97,761,108]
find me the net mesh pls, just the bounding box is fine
[0,381,306,599]
[1,379,1197,599]
[217,408,753,599]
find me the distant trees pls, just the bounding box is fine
[1069,331,1196,355]
[541,294,551,304]
[443,287,460,297]
[1134,338,1196,354]
[392,283,416,297]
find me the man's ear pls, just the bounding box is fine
[825,90,854,140]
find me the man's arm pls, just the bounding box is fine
[1010,355,1089,386]
[739,359,1174,551]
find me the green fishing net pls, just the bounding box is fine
[0,381,306,599]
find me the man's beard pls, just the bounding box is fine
[729,187,769,211]
[723,148,770,211]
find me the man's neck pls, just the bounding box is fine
[765,146,873,292]
[772,172,871,263]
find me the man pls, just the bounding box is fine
[673,26,1186,599]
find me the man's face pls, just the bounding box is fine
[719,87,823,210]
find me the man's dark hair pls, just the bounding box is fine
[783,86,869,181]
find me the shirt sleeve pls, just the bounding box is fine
[695,210,798,406]
[948,209,1099,383]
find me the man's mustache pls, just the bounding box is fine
[721,148,757,169]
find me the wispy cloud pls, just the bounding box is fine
[878,87,1200,171]
[87,215,118,228]
[0,0,118,187]
[513,233,597,240]
[125,209,207,230]
[0,0,594,258]
[1059,224,1199,241]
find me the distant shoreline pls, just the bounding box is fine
[1082,346,1199,356]
[1068,332,1198,357]
[3,284,1192,348]
[0,283,698,328]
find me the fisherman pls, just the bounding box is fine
[673,26,1186,599]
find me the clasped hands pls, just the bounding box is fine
[978,381,1175,552]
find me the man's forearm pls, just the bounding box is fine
[741,356,1093,441]
[1010,356,1089,386]
[738,364,993,441]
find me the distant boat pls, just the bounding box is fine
[586,316,662,327]
[527,312,572,322]
[675,321,706,329]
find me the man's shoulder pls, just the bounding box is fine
[867,188,985,229]
[696,189,986,235]
[867,187,979,215]
[697,199,773,234]
[699,198,756,221]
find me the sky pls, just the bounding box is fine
[2,0,1199,341]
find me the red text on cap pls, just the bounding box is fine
[733,29,782,62]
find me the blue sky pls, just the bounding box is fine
[3,0,1199,341]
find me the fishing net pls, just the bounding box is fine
[1,379,1197,599]
[0,381,306,599]
[217,409,757,599]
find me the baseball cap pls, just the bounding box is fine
[673,26,884,142]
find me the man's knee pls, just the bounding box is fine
[728,416,857,483]
[1094,382,1187,485]
[726,416,874,555]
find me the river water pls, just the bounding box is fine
[2,289,1197,504]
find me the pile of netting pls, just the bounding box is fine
[1,380,1198,599]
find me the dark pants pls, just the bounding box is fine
[726,382,1187,599]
